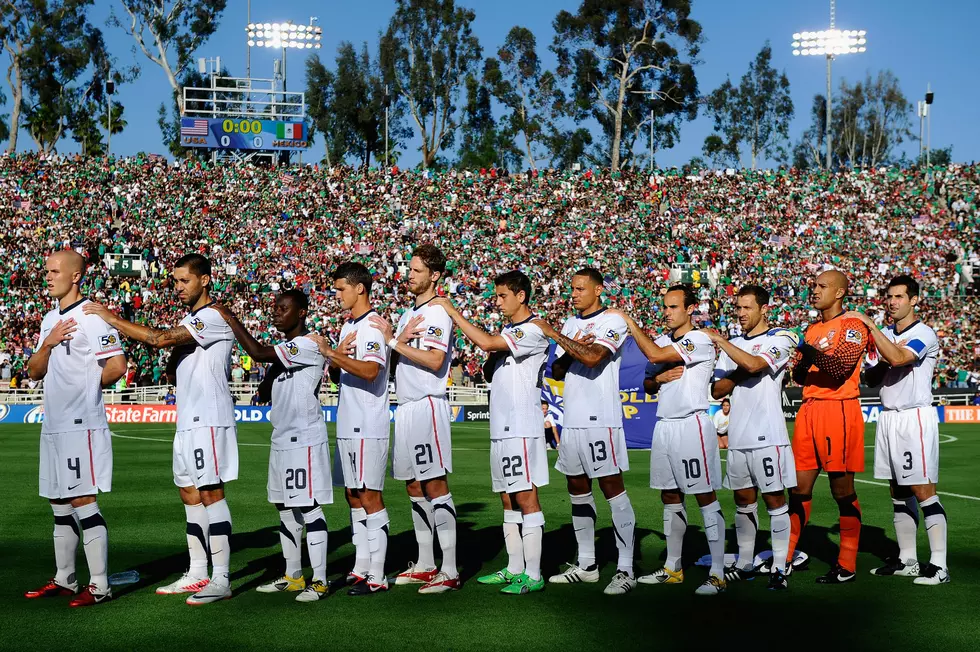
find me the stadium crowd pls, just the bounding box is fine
[1,153,978,391]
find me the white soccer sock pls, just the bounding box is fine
[76,502,109,592]
[409,496,436,569]
[350,507,370,576]
[303,506,328,584]
[503,510,525,575]
[205,499,232,584]
[735,503,759,571]
[920,496,948,568]
[767,505,791,573]
[184,502,210,578]
[366,509,390,582]
[522,511,545,581]
[51,503,79,587]
[278,507,304,579]
[432,494,458,578]
[700,501,726,579]
[570,493,597,569]
[608,492,636,575]
[892,497,919,564]
[663,503,687,572]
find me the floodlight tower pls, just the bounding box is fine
[246,18,322,93]
[791,0,867,169]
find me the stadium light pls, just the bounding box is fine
[244,20,321,49]
[791,0,867,169]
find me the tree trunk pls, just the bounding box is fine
[610,60,628,172]
[751,118,759,169]
[5,50,22,154]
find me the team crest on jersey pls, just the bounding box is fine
[427,326,444,338]
[366,341,381,352]
[769,346,782,359]
[512,328,526,340]
[845,329,863,344]
[605,329,621,342]
[751,344,762,354]
[286,342,300,356]
[826,330,836,341]
[100,334,118,347]
[190,317,206,332]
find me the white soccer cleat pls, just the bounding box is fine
[694,576,727,596]
[256,575,306,593]
[548,563,600,584]
[913,564,950,586]
[295,580,328,602]
[155,572,210,595]
[602,571,637,595]
[185,580,232,605]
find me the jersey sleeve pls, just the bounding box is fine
[503,323,548,358]
[181,308,233,348]
[421,308,453,352]
[902,327,938,361]
[672,332,715,366]
[713,350,735,380]
[84,314,124,360]
[358,322,388,365]
[594,314,628,354]
[275,336,323,370]
[760,333,796,373]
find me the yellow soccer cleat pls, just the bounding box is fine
[638,567,684,585]
[256,575,306,593]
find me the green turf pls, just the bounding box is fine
[1,422,978,651]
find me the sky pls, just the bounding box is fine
[26,0,980,166]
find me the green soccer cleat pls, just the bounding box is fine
[477,568,518,586]
[501,574,545,595]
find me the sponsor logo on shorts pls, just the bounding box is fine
[24,405,45,423]
[190,317,206,332]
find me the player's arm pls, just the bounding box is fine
[703,329,770,374]
[211,304,277,363]
[797,321,867,383]
[257,362,283,402]
[605,309,681,364]
[431,297,509,352]
[843,311,917,368]
[83,302,194,349]
[99,355,128,388]
[533,319,609,368]
[27,319,77,380]
[308,332,382,382]
[370,313,445,373]
[864,360,890,388]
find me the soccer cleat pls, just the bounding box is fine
[603,571,637,595]
[418,571,462,594]
[723,565,755,582]
[501,573,545,595]
[477,568,518,586]
[767,570,789,591]
[155,572,210,595]
[913,563,950,586]
[68,585,112,607]
[185,580,232,605]
[547,563,600,584]
[637,567,684,585]
[815,564,856,584]
[695,576,727,596]
[295,580,328,602]
[869,558,919,577]
[328,572,364,593]
[256,575,306,593]
[25,579,78,599]
[349,575,390,596]
[394,562,439,585]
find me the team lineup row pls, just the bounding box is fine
[24,244,949,606]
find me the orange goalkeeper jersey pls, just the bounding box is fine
[800,314,869,401]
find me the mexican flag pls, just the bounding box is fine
[277,122,303,139]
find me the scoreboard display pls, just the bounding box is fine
[180,117,308,151]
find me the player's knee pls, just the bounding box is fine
[421,477,448,499]
[733,488,757,506]
[597,474,625,499]
[761,493,786,510]
[910,484,937,502]
[274,502,286,512]
[69,494,97,509]
[566,475,591,495]
[405,480,424,498]
[661,489,683,505]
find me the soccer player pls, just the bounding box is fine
[211,290,334,602]
[610,285,727,596]
[432,270,550,595]
[84,254,238,605]
[787,269,869,584]
[25,251,127,607]
[369,244,460,594]
[713,399,731,449]
[311,262,392,596]
[846,275,949,585]
[705,285,799,591]
[533,268,637,596]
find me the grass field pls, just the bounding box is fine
[2,421,979,651]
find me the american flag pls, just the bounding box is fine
[12,199,31,210]
[281,173,296,185]
[181,119,209,136]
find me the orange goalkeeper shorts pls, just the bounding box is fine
[792,399,865,473]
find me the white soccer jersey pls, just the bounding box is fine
[176,305,236,431]
[557,308,629,428]
[878,321,939,411]
[37,299,124,434]
[651,330,714,420]
[490,318,550,439]
[337,311,390,439]
[713,330,794,449]
[271,335,328,449]
[394,299,453,403]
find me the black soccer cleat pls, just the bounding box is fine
[815,564,856,584]
[767,570,788,590]
[723,565,755,582]
[869,558,919,577]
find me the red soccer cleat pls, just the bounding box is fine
[418,572,462,594]
[394,562,439,585]
[68,585,112,607]
[25,579,77,599]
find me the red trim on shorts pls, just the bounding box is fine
[210,427,219,476]
[308,446,313,498]
[523,438,530,482]
[776,446,783,486]
[428,397,445,467]
[916,409,927,476]
[359,439,365,484]
[87,430,96,485]
[608,428,618,467]
[695,414,711,484]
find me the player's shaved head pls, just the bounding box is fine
[819,269,849,293]
[44,249,86,300]
[812,269,849,313]
[49,249,85,277]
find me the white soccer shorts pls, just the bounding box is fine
[555,427,629,479]
[334,437,389,491]
[874,406,940,486]
[392,396,453,481]
[490,437,550,493]
[173,425,239,488]
[39,429,113,499]
[650,412,722,494]
[726,445,797,492]
[268,442,334,507]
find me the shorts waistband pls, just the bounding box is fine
[657,410,708,423]
[880,405,933,413]
[802,398,859,403]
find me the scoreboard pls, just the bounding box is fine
[180,117,308,151]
